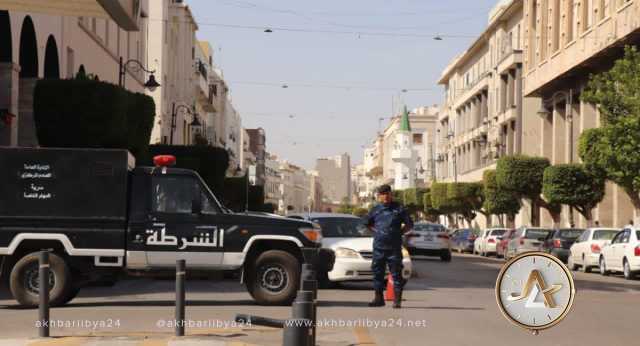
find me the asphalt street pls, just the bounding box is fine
[1,253,639,346]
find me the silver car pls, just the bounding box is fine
[505,227,554,260]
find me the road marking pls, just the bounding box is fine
[353,327,377,345]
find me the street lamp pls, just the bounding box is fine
[170,102,198,145]
[118,57,160,91]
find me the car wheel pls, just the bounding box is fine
[599,256,609,276]
[623,259,635,280]
[441,251,452,262]
[580,255,591,273]
[245,250,300,306]
[9,252,72,307]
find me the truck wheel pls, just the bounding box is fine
[246,250,300,306]
[9,252,72,307]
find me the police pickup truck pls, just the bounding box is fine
[0,147,333,307]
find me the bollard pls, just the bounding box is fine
[292,291,315,346]
[283,318,312,346]
[38,251,50,338]
[175,259,186,337]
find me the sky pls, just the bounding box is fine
[187,0,500,170]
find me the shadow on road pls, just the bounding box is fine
[0,299,258,309]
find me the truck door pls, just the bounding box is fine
[144,174,224,268]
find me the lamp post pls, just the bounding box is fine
[118,57,160,91]
[537,89,574,226]
[170,102,198,145]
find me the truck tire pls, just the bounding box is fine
[9,252,72,307]
[246,250,300,306]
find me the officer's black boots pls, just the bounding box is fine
[368,289,385,307]
[393,289,403,309]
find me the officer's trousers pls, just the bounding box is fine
[371,248,404,291]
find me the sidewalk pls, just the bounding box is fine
[0,326,369,346]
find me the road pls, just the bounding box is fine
[1,253,639,345]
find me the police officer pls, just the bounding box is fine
[365,184,413,308]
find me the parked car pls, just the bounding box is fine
[496,229,516,259]
[405,222,452,261]
[451,229,480,254]
[474,228,508,257]
[599,227,640,280]
[568,228,620,273]
[504,227,554,260]
[289,213,413,284]
[542,229,584,263]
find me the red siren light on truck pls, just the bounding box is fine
[153,155,176,167]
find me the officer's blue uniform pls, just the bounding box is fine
[365,201,413,291]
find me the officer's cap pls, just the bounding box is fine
[377,184,392,194]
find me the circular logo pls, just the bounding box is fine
[495,252,576,333]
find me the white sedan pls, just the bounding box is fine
[599,227,640,280]
[405,222,452,261]
[290,213,412,283]
[474,228,508,257]
[567,228,619,273]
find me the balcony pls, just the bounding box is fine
[392,147,412,161]
[195,61,215,112]
[497,47,522,75]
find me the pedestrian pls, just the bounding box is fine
[365,184,414,309]
[594,220,600,227]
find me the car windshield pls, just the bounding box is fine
[490,229,506,236]
[414,224,446,233]
[312,217,370,238]
[558,229,584,239]
[525,229,553,239]
[593,230,619,240]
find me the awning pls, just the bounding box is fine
[0,0,140,31]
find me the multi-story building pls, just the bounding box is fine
[309,171,325,212]
[362,135,385,201]
[436,0,530,186]
[246,128,266,186]
[224,100,242,175]
[0,2,149,146]
[264,153,283,209]
[316,153,352,205]
[381,106,439,190]
[192,40,216,145]
[351,164,369,205]
[522,0,639,227]
[279,160,311,214]
[146,0,198,146]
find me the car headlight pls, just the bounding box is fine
[335,247,360,259]
[299,225,322,244]
[402,247,410,258]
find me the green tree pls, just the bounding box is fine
[352,207,369,217]
[337,197,354,214]
[496,155,560,226]
[447,182,485,227]
[483,170,520,227]
[403,188,427,219]
[542,164,605,226]
[580,46,640,215]
[423,189,440,222]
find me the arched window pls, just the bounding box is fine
[19,16,38,78]
[43,35,60,79]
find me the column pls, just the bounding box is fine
[552,104,567,164]
[0,62,19,146]
[515,66,523,153]
[18,77,39,147]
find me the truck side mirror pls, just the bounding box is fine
[191,198,202,214]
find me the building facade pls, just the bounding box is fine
[316,153,352,205]
[0,2,149,146]
[434,0,535,228]
[522,0,639,227]
[246,128,266,186]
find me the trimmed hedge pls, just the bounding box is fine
[33,78,155,158]
[483,169,520,216]
[496,155,550,199]
[542,164,604,216]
